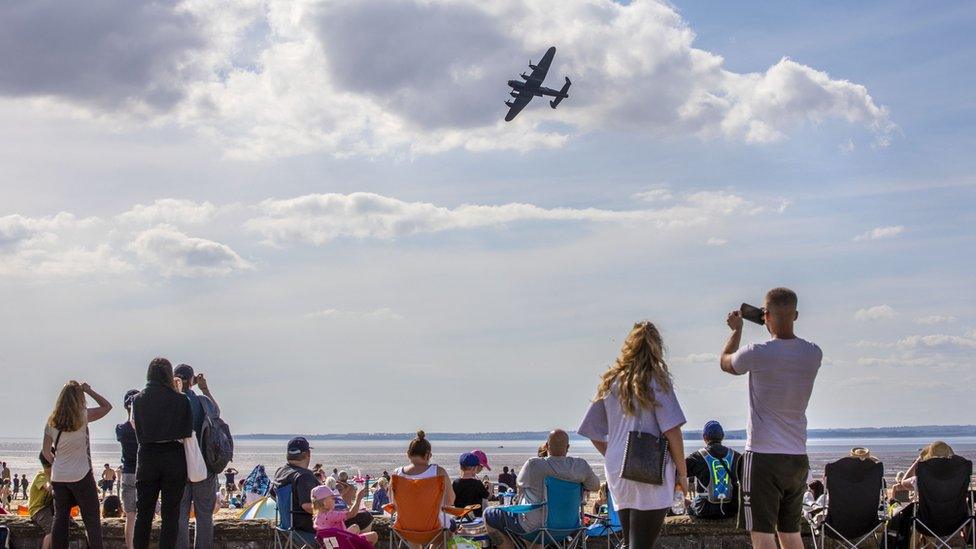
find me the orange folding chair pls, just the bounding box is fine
[388,475,479,548]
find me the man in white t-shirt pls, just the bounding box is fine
[720,287,822,549]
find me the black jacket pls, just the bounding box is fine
[132,380,193,444]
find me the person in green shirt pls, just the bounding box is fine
[29,453,55,549]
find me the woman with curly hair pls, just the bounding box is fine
[41,380,113,549]
[578,321,687,548]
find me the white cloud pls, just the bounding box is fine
[854,304,896,321]
[896,334,976,350]
[117,199,219,226]
[915,315,956,325]
[2,0,895,158]
[245,190,770,246]
[706,237,728,246]
[304,308,403,321]
[0,213,129,277]
[633,186,674,203]
[853,225,904,242]
[673,353,719,364]
[128,225,251,277]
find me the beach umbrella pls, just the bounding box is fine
[239,496,277,521]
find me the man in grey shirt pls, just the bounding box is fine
[720,287,822,549]
[485,430,599,548]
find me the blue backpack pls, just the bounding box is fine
[700,449,735,504]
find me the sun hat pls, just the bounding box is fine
[849,447,873,460]
[471,450,491,471]
[311,484,338,502]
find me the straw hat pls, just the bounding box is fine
[920,441,954,461]
[849,447,876,461]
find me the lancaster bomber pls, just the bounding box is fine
[504,46,571,121]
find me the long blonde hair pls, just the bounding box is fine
[595,321,673,416]
[48,381,86,432]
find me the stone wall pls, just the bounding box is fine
[0,515,773,548]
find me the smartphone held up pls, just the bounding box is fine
[740,303,765,325]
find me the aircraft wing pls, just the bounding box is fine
[504,93,533,122]
[527,47,556,82]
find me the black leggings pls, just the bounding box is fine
[134,442,187,549]
[619,507,668,548]
[52,470,103,549]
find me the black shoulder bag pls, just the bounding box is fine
[620,411,669,485]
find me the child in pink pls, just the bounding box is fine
[311,484,378,546]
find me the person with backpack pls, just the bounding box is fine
[173,364,227,549]
[685,420,741,519]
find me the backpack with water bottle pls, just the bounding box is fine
[700,448,736,504]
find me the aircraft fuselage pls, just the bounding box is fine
[506,80,569,98]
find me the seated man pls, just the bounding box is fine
[272,437,320,545]
[485,429,600,548]
[686,420,741,519]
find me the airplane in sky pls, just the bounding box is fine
[504,46,571,121]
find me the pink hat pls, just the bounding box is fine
[311,484,338,502]
[471,450,491,471]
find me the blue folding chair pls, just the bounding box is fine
[496,476,588,548]
[585,489,623,547]
[272,483,317,549]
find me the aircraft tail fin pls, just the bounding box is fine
[549,77,572,108]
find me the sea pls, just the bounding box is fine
[3,436,976,485]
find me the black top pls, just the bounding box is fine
[452,478,489,517]
[498,472,517,491]
[131,381,193,444]
[115,421,138,474]
[685,443,741,519]
[273,464,319,533]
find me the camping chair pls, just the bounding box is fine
[804,456,887,549]
[272,482,317,549]
[911,456,975,549]
[387,475,480,548]
[495,477,587,549]
[584,489,623,547]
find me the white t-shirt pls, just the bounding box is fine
[578,379,686,511]
[45,417,92,483]
[731,337,822,455]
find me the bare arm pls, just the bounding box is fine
[345,489,367,519]
[41,431,55,465]
[440,467,455,507]
[83,383,113,422]
[589,439,608,456]
[720,311,744,375]
[663,426,688,494]
[195,374,218,409]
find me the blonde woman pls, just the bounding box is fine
[578,321,687,549]
[40,380,113,549]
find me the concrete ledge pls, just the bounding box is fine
[0,514,767,548]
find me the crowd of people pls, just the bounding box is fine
[1,286,966,548]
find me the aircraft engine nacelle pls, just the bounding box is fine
[504,100,514,107]
[529,63,539,71]
[509,91,519,98]
[507,80,523,89]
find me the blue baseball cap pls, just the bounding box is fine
[703,420,724,442]
[287,437,312,455]
[174,364,194,380]
[459,452,481,468]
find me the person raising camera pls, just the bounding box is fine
[720,287,822,549]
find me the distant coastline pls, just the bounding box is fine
[237,425,976,441]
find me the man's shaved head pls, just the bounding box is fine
[547,429,570,457]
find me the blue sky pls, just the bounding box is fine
[0,0,973,440]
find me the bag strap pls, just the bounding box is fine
[53,430,63,454]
